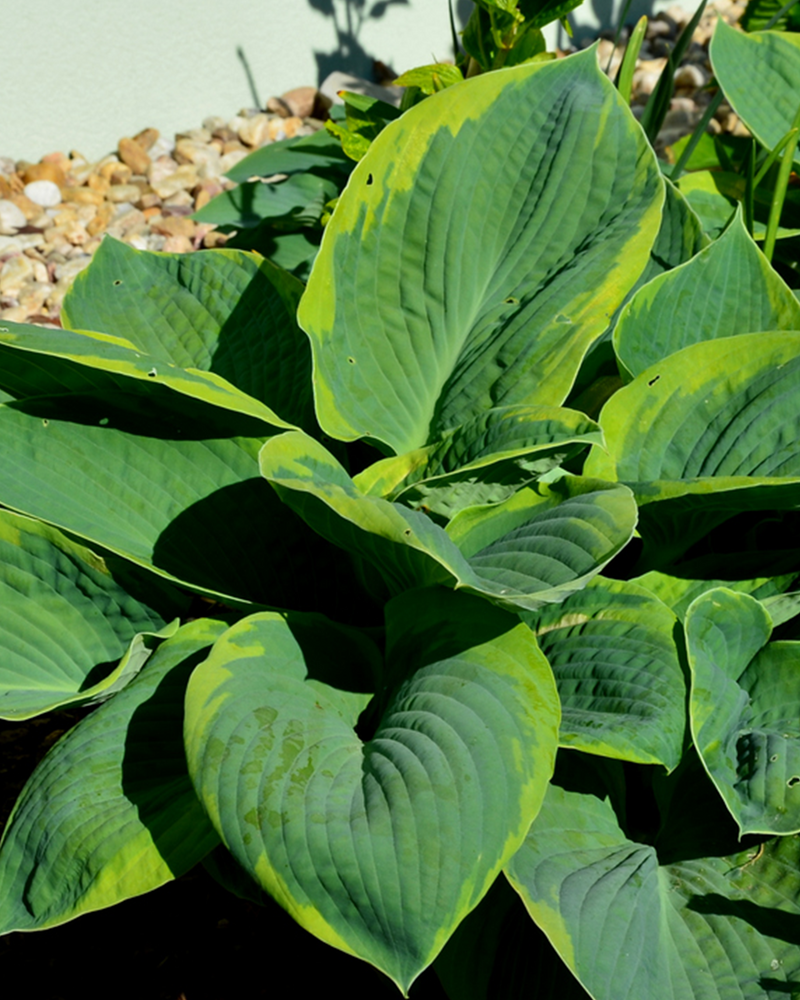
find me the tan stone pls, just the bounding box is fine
[99,159,133,185]
[139,192,162,210]
[107,183,144,204]
[52,206,79,227]
[267,96,292,118]
[0,305,30,322]
[18,282,52,315]
[30,259,49,283]
[86,202,114,237]
[148,155,179,185]
[142,207,162,221]
[0,176,12,200]
[238,113,273,148]
[150,165,198,199]
[62,187,105,207]
[151,216,197,239]
[9,193,43,221]
[118,137,151,176]
[279,86,319,119]
[0,254,34,294]
[22,162,67,189]
[110,208,145,235]
[203,230,229,248]
[87,173,110,195]
[161,234,194,253]
[163,189,194,207]
[132,127,160,151]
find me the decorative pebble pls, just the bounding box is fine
[0,0,747,329]
[23,180,62,208]
[0,199,27,233]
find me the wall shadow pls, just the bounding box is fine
[308,0,411,84]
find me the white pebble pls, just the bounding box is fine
[23,180,62,207]
[0,199,27,232]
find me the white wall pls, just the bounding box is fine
[2,0,692,163]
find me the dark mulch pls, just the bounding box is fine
[1,714,449,1000]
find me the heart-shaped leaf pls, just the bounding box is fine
[184,595,559,992]
[299,47,663,454]
[614,208,800,380]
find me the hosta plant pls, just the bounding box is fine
[2,43,800,999]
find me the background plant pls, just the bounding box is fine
[2,22,800,1000]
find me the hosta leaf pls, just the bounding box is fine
[0,321,294,432]
[0,619,225,933]
[614,208,800,380]
[222,128,352,182]
[676,170,800,242]
[192,173,338,228]
[711,21,800,167]
[184,596,559,993]
[353,404,603,519]
[567,179,706,417]
[260,431,637,612]
[633,569,799,620]
[0,394,340,609]
[0,509,187,720]
[506,757,800,1000]
[522,577,686,769]
[585,332,800,560]
[686,588,800,835]
[300,47,663,454]
[61,239,314,429]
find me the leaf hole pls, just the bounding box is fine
[770,754,779,762]
[347,356,356,364]
[403,529,412,536]
[788,776,800,788]
[648,375,660,387]
[366,173,374,185]
[41,419,48,427]
[503,296,519,305]
[113,279,122,286]
[147,368,157,377]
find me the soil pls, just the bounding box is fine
[0,713,450,1000]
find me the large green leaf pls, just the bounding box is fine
[506,755,800,1000]
[0,619,225,933]
[353,404,603,519]
[184,595,559,993]
[711,21,800,167]
[633,569,799,620]
[60,239,314,429]
[0,320,294,432]
[686,588,800,835]
[0,509,184,720]
[259,431,637,612]
[585,332,800,566]
[222,128,352,183]
[614,208,800,380]
[299,47,663,454]
[522,577,686,769]
[0,390,341,608]
[192,173,338,229]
